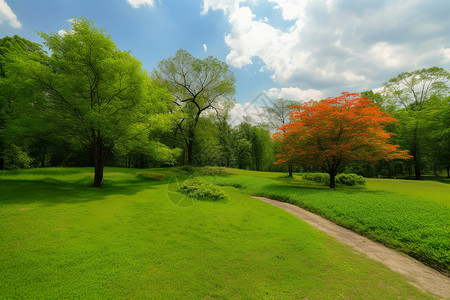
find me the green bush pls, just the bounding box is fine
[302,173,330,184]
[178,178,227,201]
[302,173,365,186]
[2,144,34,170]
[336,174,366,186]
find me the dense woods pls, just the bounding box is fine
[1,18,449,186]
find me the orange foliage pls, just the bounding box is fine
[273,92,411,170]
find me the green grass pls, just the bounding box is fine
[0,167,433,298]
[209,169,450,273]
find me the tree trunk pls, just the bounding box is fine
[447,166,449,178]
[93,158,105,188]
[413,160,422,180]
[329,172,336,188]
[288,164,293,177]
[92,133,108,188]
[187,140,193,165]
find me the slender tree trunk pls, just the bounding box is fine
[93,158,105,188]
[288,164,293,177]
[187,140,193,165]
[329,172,336,188]
[447,166,449,178]
[92,133,108,188]
[0,142,4,170]
[413,158,422,180]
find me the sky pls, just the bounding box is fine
[1,0,450,121]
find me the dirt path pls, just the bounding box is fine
[252,196,450,299]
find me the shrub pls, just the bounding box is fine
[178,178,227,201]
[302,172,365,186]
[2,144,34,170]
[302,173,329,184]
[336,173,366,186]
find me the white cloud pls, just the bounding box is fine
[203,44,207,52]
[202,0,450,95]
[57,19,75,36]
[127,0,155,8]
[0,0,22,28]
[265,87,323,101]
[229,102,266,126]
[201,0,240,15]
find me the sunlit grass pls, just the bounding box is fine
[0,167,433,298]
[211,170,450,272]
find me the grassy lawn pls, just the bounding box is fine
[0,167,434,299]
[210,169,450,273]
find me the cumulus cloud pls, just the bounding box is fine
[229,102,266,126]
[0,0,22,28]
[127,0,155,8]
[265,87,323,101]
[203,0,450,95]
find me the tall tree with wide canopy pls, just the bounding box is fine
[154,49,235,165]
[383,67,450,179]
[7,18,176,187]
[274,92,410,188]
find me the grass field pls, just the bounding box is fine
[210,169,450,273]
[0,167,436,298]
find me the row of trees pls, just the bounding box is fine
[0,18,276,187]
[1,17,448,187]
[364,67,450,179]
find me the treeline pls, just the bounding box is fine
[0,18,278,187]
[356,68,450,179]
[1,18,449,186]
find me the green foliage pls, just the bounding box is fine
[4,19,177,185]
[302,173,365,186]
[302,173,330,184]
[237,121,274,171]
[178,177,227,200]
[2,144,33,170]
[212,170,449,272]
[336,174,366,186]
[155,49,235,165]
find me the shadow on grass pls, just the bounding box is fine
[0,175,172,206]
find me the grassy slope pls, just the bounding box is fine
[211,169,450,273]
[0,168,432,299]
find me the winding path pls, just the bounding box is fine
[252,196,450,299]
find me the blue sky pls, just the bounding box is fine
[1,0,450,115]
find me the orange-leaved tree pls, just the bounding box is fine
[273,92,411,188]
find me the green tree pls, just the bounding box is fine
[263,98,299,176]
[155,49,235,165]
[383,67,450,179]
[0,35,43,169]
[7,18,176,187]
[238,120,274,171]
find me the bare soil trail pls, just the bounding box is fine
[252,196,450,299]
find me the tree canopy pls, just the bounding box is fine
[5,18,177,186]
[154,49,236,165]
[274,92,411,188]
